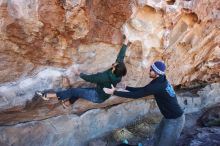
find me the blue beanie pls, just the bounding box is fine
[151,61,166,75]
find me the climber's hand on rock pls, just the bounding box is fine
[73,67,80,76]
[123,35,131,46]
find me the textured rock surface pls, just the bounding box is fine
[178,110,220,146]
[0,0,132,83]
[89,108,220,146]
[198,104,220,127]
[0,83,219,146]
[0,79,219,126]
[0,0,220,146]
[0,0,219,115]
[0,0,219,85]
[179,127,220,146]
[0,99,153,146]
[102,108,220,146]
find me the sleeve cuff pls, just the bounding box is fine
[79,73,84,78]
[113,90,117,95]
[122,44,127,47]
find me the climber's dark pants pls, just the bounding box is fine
[56,88,104,103]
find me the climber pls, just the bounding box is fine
[103,61,185,146]
[36,35,131,108]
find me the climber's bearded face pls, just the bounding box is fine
[149,68,158,79]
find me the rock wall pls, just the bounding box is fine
[0,100,153,146]
[0,0,220,145]
[0,0,219,85]
[0,83,219,146]
[0,0,131,83]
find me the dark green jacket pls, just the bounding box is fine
[79,44,127,101]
